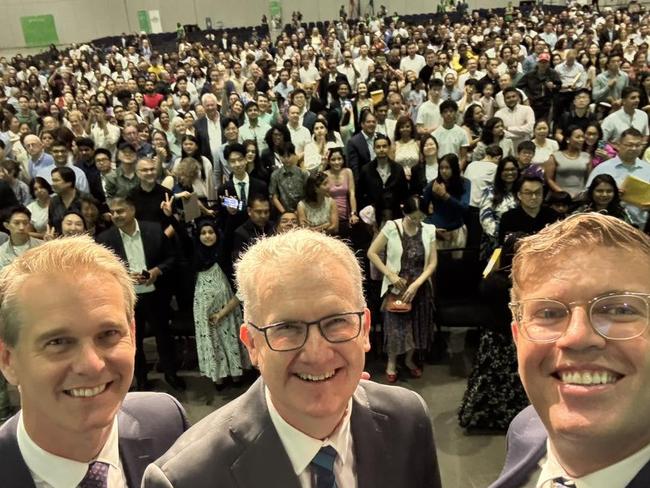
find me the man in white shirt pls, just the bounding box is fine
[144,229,442,488]
[601,86,650,144]
[399,42,426,76]
[195,93,223,164]
[286,104,312,156]
[0,236,188,488]
[494,87,535,152]
[353,44,374,84]
[489,213,650,488]
[89,104,121,158]
[463,144,502,207]
[416,78,443,135]
[432,99,470,168]
[239,101,272,152]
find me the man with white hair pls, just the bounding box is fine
[23,135,54,179]
[144,229,441,488]
[195,92,223,164]
[0,236,188,487]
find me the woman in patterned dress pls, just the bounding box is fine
[193,220,247,389]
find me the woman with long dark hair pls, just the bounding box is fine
[423,153,471,250]
[574,174,632,223]
[478,156,521,258]
[472,117,514,161]
[296,171,338,234]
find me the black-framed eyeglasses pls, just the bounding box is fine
[509,292,650,343]
[247,311,364,352]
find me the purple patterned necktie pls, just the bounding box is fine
[78,461,109,488]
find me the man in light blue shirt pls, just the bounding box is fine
[601,86,649,143]
[23,135,54,179]
[586,128,650,228]
[35,140,89,194]
[239,101,271,152]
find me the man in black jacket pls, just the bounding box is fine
[232,194,274,262]
[97,195,185,391]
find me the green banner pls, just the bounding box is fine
[138,10,152,34]
[269,0,282,18]
[20,15,59,47]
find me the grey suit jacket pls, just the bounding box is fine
[0,392,189,488]
[143,378,441,488]
[489,405,650,488]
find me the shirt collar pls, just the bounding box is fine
[118,219,141,239]
[265,386,353,477]
[17,412,121,488]
[538,439,650,488]
[233,173,250,184]
[613,156,644,169]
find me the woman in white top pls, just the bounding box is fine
[27,177,51,239]
[531,119,559,165]
[302,119,343,173]
[390,115,421,180]
[296,171,338,234]
[367,195,437,383]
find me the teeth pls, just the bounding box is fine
[66,383,108,398]
[559,371,618,385]
[296,371,336,382]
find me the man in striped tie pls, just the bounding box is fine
[144,229,441,488]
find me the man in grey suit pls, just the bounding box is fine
[144,229,441,488]
[490,213,650,488]
[0,236,189,488]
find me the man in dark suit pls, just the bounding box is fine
[490,213,650,488]
[318,57,349,107]
[194,93,224,163]
[232,194,273,262]
[217,143,268,274]
[0,236,189,488]
[143,229,441,488]
[97,196,185,391]
[357,134,409,218]
[346,109,378,180]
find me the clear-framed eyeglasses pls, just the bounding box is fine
[247,311,365,352]
[509,292,650,343]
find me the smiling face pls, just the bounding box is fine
[240,261,370,433]
[513,247,650,470]
[0,272,135,451]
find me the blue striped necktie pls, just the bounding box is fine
[78,461,109,488]
[310,445,338,488]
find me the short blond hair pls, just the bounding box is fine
[235,229,365,320]
[0,236,136,347]
[512,213,650,300]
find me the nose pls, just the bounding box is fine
[555,306,607,351]
[299,324,336,363]
[73,342,106,375]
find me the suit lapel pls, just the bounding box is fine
[628,459,650,487]
[350,385,391,488]
[118,409,155,488]
[0,416,37,488]
[229,379,301,488]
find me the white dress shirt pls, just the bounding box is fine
[265,387,357,488]
[207,115,222,166]
[119,220,155,294]
[537,439,650,488]
[17,413,127,488]
[233,173,250,201]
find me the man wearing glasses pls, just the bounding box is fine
[144,229,441,488]
[490,213,650,488]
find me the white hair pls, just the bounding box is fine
[235,229,365,320]
[201,92,218,105]
[0,236,136,347]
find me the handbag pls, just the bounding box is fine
[383,220,412,314]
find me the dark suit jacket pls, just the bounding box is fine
[357,159,409,217]
[345,132,374,180]
[217,177,268,239]
[195,116,225,163]
[143,378,442,488]
[232,218,274,262]
[96,220,175,281]
[318,72,349,107]
[0,392,189,488]
[489,406,650,488]
[302,110,318,133]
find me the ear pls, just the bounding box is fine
[511,320,520,350]
[0,340,19,386]
[240,323,260,367]
[128,318,136,346]
[2,222,9,232]
[361,308,371,353]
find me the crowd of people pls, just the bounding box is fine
[1,1,650,438]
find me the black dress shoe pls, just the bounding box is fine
[164,373,187,391]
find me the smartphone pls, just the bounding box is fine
[343,100,352,111]
[597,140,606,150]
[222,196,243,211]
[141,269,151,279]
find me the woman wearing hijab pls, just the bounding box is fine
[193,220,248,389]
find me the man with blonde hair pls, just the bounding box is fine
[490,213,650,487]
[144,229,441,488]
[0,236,188,487]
